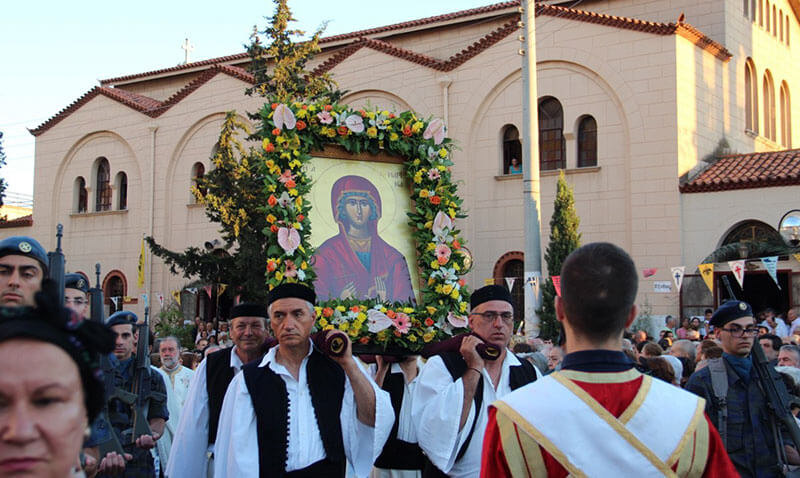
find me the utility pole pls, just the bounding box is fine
[520,0,542,338]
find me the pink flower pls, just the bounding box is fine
[277,227,301,255]
[367,310,392,333]
[273,103,297,130]
[278,169,296,184]
[345,114,365,133]
[447,311,467,328]
[284,260,297,278]
[317,111,334,124]
[435,244,451,265]
[423,118,446,145]
[392,312,411,334]
[432,211,453,238]
[427,169,441,180]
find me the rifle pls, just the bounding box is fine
[47,224,65,307]
[88,264,127,458]
[128,306,165,445]
[721,276,800,454]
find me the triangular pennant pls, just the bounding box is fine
[484,278,495,285]
[527,275,540,300]
[551,276,562,297]
[203,285,212,298]
[761,256,781,289]
[157,293,164,307]
[794,253,800,264]
[186,288,198,295]
[671,266,685,291]
[505,277,516,291]
[642,268,658,278]
[172,290,181,306]
[110,296,120,308]
[218,284,228,296]
[140,294,149,308]
[698,263,714,294]
[728,260,746,288]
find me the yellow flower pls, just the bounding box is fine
[449,208,456,218]
[289,188,298,197]
[382,110,390,117]
[308,105,317,112]
[453,263,461,272]
[300,261,308,270]
[439,148,448,158]
[426,243,436,251]
[357,312,367,321]
[366,126,378,138]
[413,159,420,166]
[389,132,399,141]
[450,289,460,300]
[419,189,429,198]
[403,307,414,314]
[408,335,417,342]
[442,284,453,295]
[380,306,388,313]
[367,111,376,120]
[424,221,433,229]
[336,305,346,312]
[318,318,328,327]
[338,322,349,331]
[275,271,284,281]
[413,171,423,184]
[268,184,277,193]
[295,196,303,208]
[324,324,335,331]
[459,302,468,313]
[428,277,435,286]
[426,306,437,315]
[423,332,436,343]
[292,222,301,229]
[348,328,359,337]
[266,214,276,224]
[262,139,271,150]
[289,159,302,169]
[438,165,447,172]
[412,121,424,133]
[435,285,443,294]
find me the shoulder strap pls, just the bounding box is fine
[509,356,538,390]
[438,351,484,464]
[707,357,729,448]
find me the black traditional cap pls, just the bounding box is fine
[65,273,89,293]
[106,310,138,328]
[230,302,268,320]
[268,283,316,306]
[470,284,513,310]
[0,236,48,273]
[710,300,754,327]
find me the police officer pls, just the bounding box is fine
[0,235,48,306]
[64,273,90,318]
[686,300,800,477]
[97,311,169,478]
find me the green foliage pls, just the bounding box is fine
[153,300,195,350]
[539,171,581,340]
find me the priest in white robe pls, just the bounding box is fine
[153,336,194,471]
[214,283,393,478]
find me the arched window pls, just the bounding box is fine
[115,172,127,210]
[192,162,207,201]
[721,220,783,251]
[577,116,598,167]
[780,81,792,147]
[773,5,777,35]
[752,0,757,22]
[787,16,791,45]
[501,125,522,174]
[538,97,565,171]
[766,1,771,31]
[74,177,87,213]
[745,59,759,133]
[103,271,126,314]
[493,251,525,329]
[760,0,764,26]
[95,157,111,212]
[780,10,784,41]
[763,70,776,141]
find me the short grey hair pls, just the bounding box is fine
[671,339,696,362]
[157,336,181,350]
[267,300,315,318]
[781,344,800,361]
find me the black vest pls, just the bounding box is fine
[206,347,235,445]
[374,369,425,470]
[242,348,347,478]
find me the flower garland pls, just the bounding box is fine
[259,100,470,351]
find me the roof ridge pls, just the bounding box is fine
[680,149,800,193]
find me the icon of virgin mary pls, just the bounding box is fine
[313,175,415,303]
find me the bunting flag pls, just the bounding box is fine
[671,266,685,291]
[172,290,181,306]
[728,260,746,288]
[761,256,781,289]
[698,263,714,293]
[484,278,495,285]
[186,288,198,295]
[137,236,145,288]
[551,276,562,297]
[642,268,658,278]
[203,285,213,298]
[157,293,164,307]
[140,294,148,308]
[794,253,800,264]
[110,296,120,308]
[504,277,516,291]
[218,284,228,296]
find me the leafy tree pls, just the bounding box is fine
[538,170,581,340]
[0,131,7,218]
[153,300,196,350]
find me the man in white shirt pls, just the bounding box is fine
[214,283,393,477]
[153,336,194,471]
[411,285,540,477]
[761,307,790,337]
[166,303,270,478]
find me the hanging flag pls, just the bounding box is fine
[218,284,228,296]
[671,266,685,291]
[698,263,714,293]
[794,253,800,264]
[157,293,164,307]
[137,236,145,288]
[551,276,562,297]
[642,268,658,278]
[761,256,781,289]
[186,288,198,295]
[172,290,181,306]
[203,285,213,298]
[110,296,120,308]
[728,260,746,288]
[140,294,148,308]
[504,277,516,291]
[484,278,495,285]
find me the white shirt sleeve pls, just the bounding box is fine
[341,359,394,478]
[165,360,209,478]
[410,356,472,474]
[214,372,259,478]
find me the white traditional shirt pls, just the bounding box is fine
[214,341,394,478]
[154,364,194,469]
[165,346,245,478]
[411,350,540,478]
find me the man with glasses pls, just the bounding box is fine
[687,300,800,477]
[412,285,540,477]
[64,273,90,317]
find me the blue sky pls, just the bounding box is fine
[0,0,496,199]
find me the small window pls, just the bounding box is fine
[760,0,764,26]
[780,10,784,41]
[538,97,565,171]
[192,162,206,201]
[95,157,111,212]
[780,81,792,147]
[766,1,771,31]
[105,274,125,314]
[745,58,759,133]
[773,5,777,35]
[501,125,522,175]
[115,172,127,210]
[763,70,776,141]
[577,116,598,168]
[787,16,791,45]
[74,177,87,213]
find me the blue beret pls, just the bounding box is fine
[710,300,754,327]
[268,283,316,306]
[0,236,48,273]
[65,273,88,293]
[106,310,138,328]
[470,285,513,309]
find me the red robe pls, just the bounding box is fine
[481,372,738,477]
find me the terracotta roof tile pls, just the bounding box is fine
[0,215,33,229]
[680,149,800,193]
[100,53,250,85]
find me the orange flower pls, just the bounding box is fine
[285,179,296,189]
[386,310,397,319]
[452,239,461,250]
[264,142,275,153]
[393,330,402,337]
[350,306,361,314]
[270,225,279,233]
[301,104,308,110]
[424,318,434,327]
[267,260,278,272]
[271,103,278,110]
[325,104,333,111]
[437,256,448,265]
[296,120,307,131]
[359,336,370,344]
[338,126,349,136]
[458,279,466,287]
[272,128,281,136]
[430,196,442,205]
[268,194,278,207]
[402,125,412,136]
[296,214,305,222]
[322,307,334,318]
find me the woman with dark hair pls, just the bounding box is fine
[676,317,691,339]
[0,294,114,477]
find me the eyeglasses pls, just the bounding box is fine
[470,311,514,324]
[720,325,758,337]
[65,298,87,306]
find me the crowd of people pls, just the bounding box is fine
[2,234,800,477]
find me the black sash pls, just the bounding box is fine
[242,348,346,478]
[205,347,235,445]
[374,369,425,470]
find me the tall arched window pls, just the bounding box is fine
[115,172,127,210]
[745,59,759,133]
[787,16,791,45]
[538,97,565,171]
[773,5,777,35]
[192,162,207,201]
[577,116,598,167]
[780,10,784,41]
[74,177,87,213]
[766,1,771,31]
[763,70,776,141]
[780,81,792,147]
[752,0,757,22]
[103,272,126,315]
[95,157,111,212]
[501,125,522,174]
[760,0,764,26]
